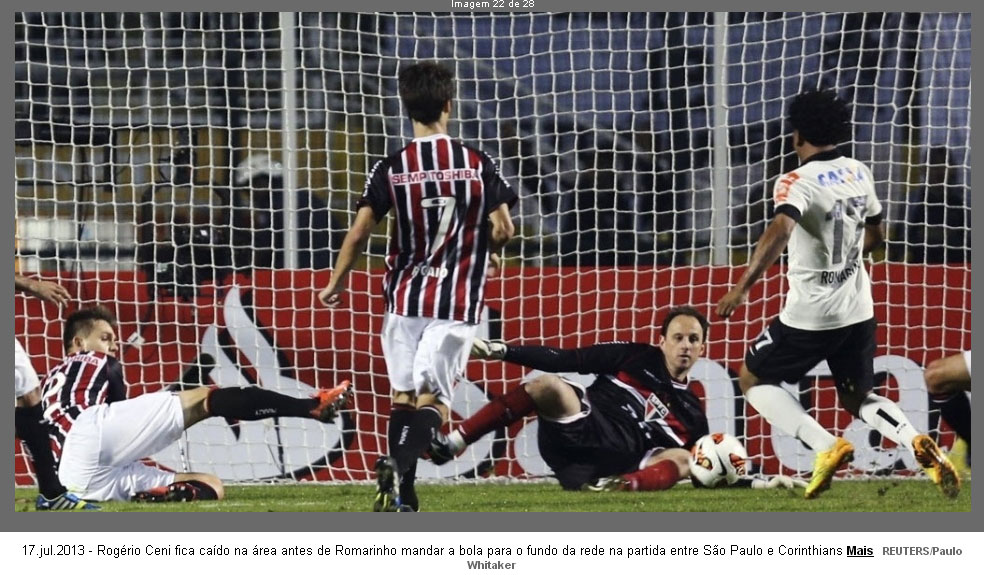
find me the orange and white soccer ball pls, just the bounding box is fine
[688,433,749,488]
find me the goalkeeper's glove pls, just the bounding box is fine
[729,474,808,489]
[471,338,508,360]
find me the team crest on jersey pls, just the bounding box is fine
[644,393,669,421]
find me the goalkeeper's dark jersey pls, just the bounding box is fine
[40,351,127,460]
[505,342,708,450]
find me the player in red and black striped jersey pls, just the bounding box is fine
[40,306,352,503]
[430,307,711,492]
[318,61,516,511]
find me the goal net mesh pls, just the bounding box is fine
[14,12,970,485]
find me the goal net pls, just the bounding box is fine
[14,12,970,486]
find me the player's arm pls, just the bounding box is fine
[14,273,71,307]
[862,217,884,255]
[481,150,518,254]
[488,202,515,253]
[317,205,377,308]
[721,474,807,489]
[472,340,643,376]
[716,213,797,318]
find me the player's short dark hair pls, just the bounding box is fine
[787,89,852,146]
[398,61,455,125]
[661,306,710,342]
[64,306,117,353]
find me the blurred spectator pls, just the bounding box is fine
[230,152,343,270]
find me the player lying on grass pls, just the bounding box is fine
[429,306,802,491]
[41,306,352,503]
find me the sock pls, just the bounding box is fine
[858,394,920,453]
[206,386,317,420]
[399,460,419,511]
[388,405,416,474]
[15,403,65,499]
[393,406,443,475]
[745,385,837,451]
[931,392,971,445]
[622,460,681,491]
[458,385,537,444]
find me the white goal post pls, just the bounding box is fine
[14,12,970,485]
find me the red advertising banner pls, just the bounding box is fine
[14,264,970,484]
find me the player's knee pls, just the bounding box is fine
[663,448,691,478]
[210,477,225,500]
[737,365,760,394]
[391,391,417,407]
[524,375,565,399]
[924,360,949,394]
[525,376,573,403]
[15,386,42,408]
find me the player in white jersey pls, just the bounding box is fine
[717,90,959,499]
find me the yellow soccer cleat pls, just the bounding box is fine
[804,437,854,499]
[913,434,961,499]
[949,437,971,481]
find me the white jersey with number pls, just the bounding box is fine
[772,153,883,330]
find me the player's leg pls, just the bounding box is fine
[740,320,852,499]
[392,319,477,511]
[15,388,68,500]
[132,472,224,503]
[833,319,959,498]
[926,352,971,464]
[740,321,842,453]
[374,313,425,512]
[588,448,690,492]
[178,379,352,429]
[429,374,573,464]
[14,340,87,508]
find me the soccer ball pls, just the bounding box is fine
[689,433,749,488]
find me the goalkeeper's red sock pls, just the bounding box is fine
[458,385,536,444]
[620,460,681,492]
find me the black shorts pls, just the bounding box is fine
[744,317,876,395]
[536,384,680,491]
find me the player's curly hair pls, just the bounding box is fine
[787,89,852,146]
[399,61,455,125]
[64,305,117,353]
[661,306,710,343]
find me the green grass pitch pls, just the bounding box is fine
[15,479,970,512]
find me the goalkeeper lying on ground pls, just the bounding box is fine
[428,306,803,492]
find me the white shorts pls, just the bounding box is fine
[15,339,40,399]
[963,350,972,377]
[58,392,186,502]
[380,313,476,407]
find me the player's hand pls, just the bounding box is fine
[487,253,502,279]
[29,279,71,307]
[716,287,747,318]
[317,284,345,309]
[747,474,807,489]
[471,338,508,360]
[764,475,807,489]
